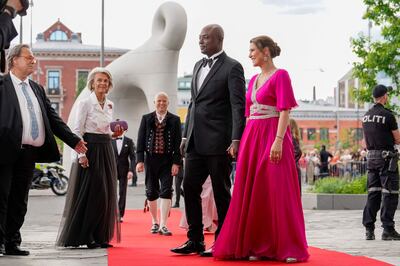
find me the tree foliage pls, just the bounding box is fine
[351,0,400,105]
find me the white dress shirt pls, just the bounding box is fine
[73,92,113,138]
[116,136,124,155]
[10,71,45,147]
[156,111,166,123]
[197,50,224,91]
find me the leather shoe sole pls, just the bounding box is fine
[5,247,30,256]
[199,250,213,257]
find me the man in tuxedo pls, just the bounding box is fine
[112,127,137,222]
[0,44,87,256]
[171,24,246,256]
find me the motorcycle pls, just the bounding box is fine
[32,163,69,196]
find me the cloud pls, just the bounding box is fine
[259,0,325,15]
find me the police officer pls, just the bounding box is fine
[362,84,400,241]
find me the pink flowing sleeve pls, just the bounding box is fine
[245,75,258,117]
[275,70,298,111]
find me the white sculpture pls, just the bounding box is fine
[63,1,187,172]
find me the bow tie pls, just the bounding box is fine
[202,57,214,68]
[116,137,123,140]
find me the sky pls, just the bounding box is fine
[11,0,373,101]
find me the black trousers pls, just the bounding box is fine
[0,146,36,247]
[144,154,173,201]
[363,156,399,231]
[117,172,128,218]
[183,150,232,242]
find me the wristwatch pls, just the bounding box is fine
[4,5,17,19]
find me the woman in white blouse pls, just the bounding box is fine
[56,67,122,249]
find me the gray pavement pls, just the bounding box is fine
[0,176,399,265]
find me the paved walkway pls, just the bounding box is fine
[0,182,399,266]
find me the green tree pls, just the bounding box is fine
[351,0,399,105]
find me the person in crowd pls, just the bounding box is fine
[170,24,246,256]
[172,160,184,208]
[0,44,87,256]
[180,176,218,233]
[319,145,333,178]
[306,150,320,184]
[56,67,122,249]
[289,118,302,192]
[136,92,181,236]
[362,84,400,241]
[329,150,342,176]
[212,35,309,262]
[112,124,136,222]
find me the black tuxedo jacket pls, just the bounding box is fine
[0,74,81,164]
[136,111,182,165]
[183,52,246,155]
[112,136,136,179]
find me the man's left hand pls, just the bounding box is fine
[171,164,180,176]
[127,171,133,180]
[74,140,87,154]
[226,140,240,159]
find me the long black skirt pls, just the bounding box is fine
[56,133,121,247]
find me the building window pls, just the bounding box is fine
[50,102,60,114]
[76,70,89,97]
[47,70,60,95]
[178,81,185,89]
[49,30,68,41]
[320,128,329,141]
[353,128,363,141]
[307,128,316,140]
[348,79,355,108]
[185,81,191,89]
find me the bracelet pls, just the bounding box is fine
[276,135,284,140]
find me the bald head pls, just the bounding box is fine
[199,24,224,57]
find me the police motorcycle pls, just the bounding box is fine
[31,163,69,196]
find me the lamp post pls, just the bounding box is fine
[100,0,105,67]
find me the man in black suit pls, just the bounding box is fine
[0,44,87,256]
[112,128,137,222]
[171,24,246,256]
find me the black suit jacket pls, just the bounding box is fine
[0,13,18,72]
[183,52,246,155]
[0,74,81,164]
[136,111,182,165]
[112,136,136,179]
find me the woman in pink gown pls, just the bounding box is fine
[213,35,309,262]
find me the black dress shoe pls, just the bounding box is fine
[0,244,5,256]
[199,248,213,257]
[382,229,400,240]
[100,243,113,248]
[170,240,205,254]
[366,229,375,240]
[86,241,101,249]
[5,246,30,256]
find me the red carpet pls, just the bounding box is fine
[109,209,391,266]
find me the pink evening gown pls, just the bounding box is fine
[213,69,309,262]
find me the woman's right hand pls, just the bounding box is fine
[79,156,89,168]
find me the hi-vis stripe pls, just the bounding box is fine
[368,187,399,194]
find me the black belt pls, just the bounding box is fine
[368,150,396,159]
